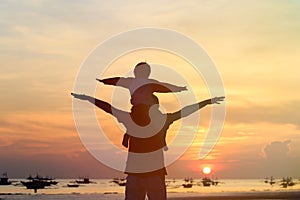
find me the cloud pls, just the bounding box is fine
[263,140,291,160]
[259,140,300,177]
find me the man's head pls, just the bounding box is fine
[134,62,151,78]
[130,94,160,126]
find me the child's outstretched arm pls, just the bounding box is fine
[96,77,132,89]
[150,82,187,93]
[96,77,120,85]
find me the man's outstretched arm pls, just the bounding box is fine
[71,93,113,115]
[171,96,225,121]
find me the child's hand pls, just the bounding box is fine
[71,93,90,100]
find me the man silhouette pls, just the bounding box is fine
[71,92,224,200]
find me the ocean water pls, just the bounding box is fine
[0,178,299,200]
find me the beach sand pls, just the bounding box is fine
[1,191,300,200]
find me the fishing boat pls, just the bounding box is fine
[280,177,295,188]
[118,179,126,186]
[75,177,95,184]
[211,178,220,186]
[0,172,11,185]
[182,177,193,188]
[202,177,212,187]
[182,182,193,188]
[28,174,58,186]
[67,183,80,187]
[21,174,58,193]
[264,176,275,185]
[112,178,126,186]
[21,179,45,189]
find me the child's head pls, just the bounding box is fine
[134,62,151,78]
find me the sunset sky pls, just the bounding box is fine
[1,0,300,179]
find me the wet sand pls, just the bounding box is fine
[0,191,299,200]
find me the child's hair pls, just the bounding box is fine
[134,62,151,78]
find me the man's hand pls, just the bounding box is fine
[181,86,188,91]
[211,96,225,104]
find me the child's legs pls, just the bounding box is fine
[122,133,129,148]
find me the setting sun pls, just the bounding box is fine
[202,167,211,175]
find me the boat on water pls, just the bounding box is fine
[202,177,212,187]
[67,183,80,187]
[0,172,11,185]
[280,177,296,188]
[182,182,193,188]
[21,180,46,190]
[118,180,126,186]
[264,176,276,185]
[112,178,126,186]
[182,177,193,188]
[75,177,95,184]
[21,174,58,192]
[26,174,58,186]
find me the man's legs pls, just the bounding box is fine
[146,175,166,200]
[125,175,146,200]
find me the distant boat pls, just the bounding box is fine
[182,177,193,188]
[21,174,58,193]
[112,178,120,184]
[21,180,45,190]
[67,183,80,187]
[26,174,58,185]
[280,177,295,188]
[112,178,126,186]
[269,176,276,185]
[202,177,212,187]
[264,176,275,185]
[211,180,219,186]
[182,182,193,188]
[75,177,95,184]
[264,177,269,184]
[118,180,126,186]
[0,172,11,185]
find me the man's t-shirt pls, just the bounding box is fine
[113,108,178,175]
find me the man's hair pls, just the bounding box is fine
[134,62,151,78]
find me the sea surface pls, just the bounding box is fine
[0,178,299,200]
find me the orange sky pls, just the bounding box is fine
[1,0,300,178]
